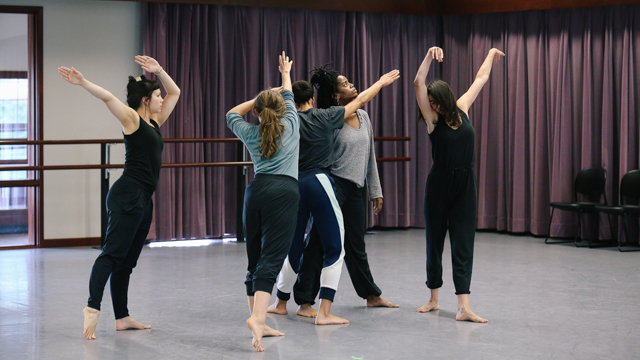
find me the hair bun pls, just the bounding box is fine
[310,63,335,88]
[128,75,136,82]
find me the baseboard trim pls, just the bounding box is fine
[41,237,101,248]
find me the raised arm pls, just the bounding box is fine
[227,98,256,116]
[135,55,181,126]
[58,66,137,129]
[279,51,293,91]
[456,48,505,114]
[343,69,400,119]
[414,47,443,134]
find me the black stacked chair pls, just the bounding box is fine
[545,167,613,247]
[594,170,640,252]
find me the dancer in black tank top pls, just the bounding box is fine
[414,46,504,323]
[59,55,180,339]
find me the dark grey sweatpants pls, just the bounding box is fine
[244,173,299,296]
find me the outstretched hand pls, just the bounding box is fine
[490,48,505,63]
[270,86,284,93]
[58,66,84,85]
[428,46,444,62]
[379,69,400,86]
[135,55,162,74]
[279,51,293,73]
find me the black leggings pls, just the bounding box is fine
[424,167,476,295]
[87,176,153,319]
[294,175,382,304]
[244,174,299,296]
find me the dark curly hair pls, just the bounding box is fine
[309,63,339,109]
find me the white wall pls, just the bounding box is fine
[0,0,140,239]
[0,13,28,71]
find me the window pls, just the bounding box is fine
[0,8,43,247]
[0,76,29,216]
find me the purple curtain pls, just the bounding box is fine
[143,3,640,243]
[443,5,640,240]
[143,4,438,240]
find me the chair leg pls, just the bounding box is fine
[545,208,573,244]
[575,212,588,247]
[586,212,617,248]
[606,213,614,242]
[618,215,640,252]
[544,208,554,244]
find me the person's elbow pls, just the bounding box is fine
[353,95,367,107]
[101,93,116,104]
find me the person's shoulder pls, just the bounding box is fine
[226,111,242,122]
[458,108,469,120]
[357,109,371,123]
[304,107,329,121]
[281,89,294,99]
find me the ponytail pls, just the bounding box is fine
[254,90,286,159]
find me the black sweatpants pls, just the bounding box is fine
[87,176,153,319]
[424,166,476,295]
[244,174,299,296]
[294,175,382,304]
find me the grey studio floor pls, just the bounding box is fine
[1,229,640,360]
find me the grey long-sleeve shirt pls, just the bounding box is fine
[331,109,383,200]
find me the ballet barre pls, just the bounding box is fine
[0,136,411,247]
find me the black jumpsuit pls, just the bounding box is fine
[87,117,163,319]
[424,109,476,295]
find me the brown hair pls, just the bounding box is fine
[254,90,287,159]
[427,79,461,127]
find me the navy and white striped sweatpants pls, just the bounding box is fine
[276,168,345,302]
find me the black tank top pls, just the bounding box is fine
[428,110,475,171]
[121,117,164,196]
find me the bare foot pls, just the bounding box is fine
[456,306,488,323]
[366,296,399,308]
[296,304,318,318]
[263,325,284,337]
[247,315,265,352]
[417,300,439,313]
[315,312,349,325]
[267,299,288,315]
[115,316,151,331]
[83,307,100,340]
